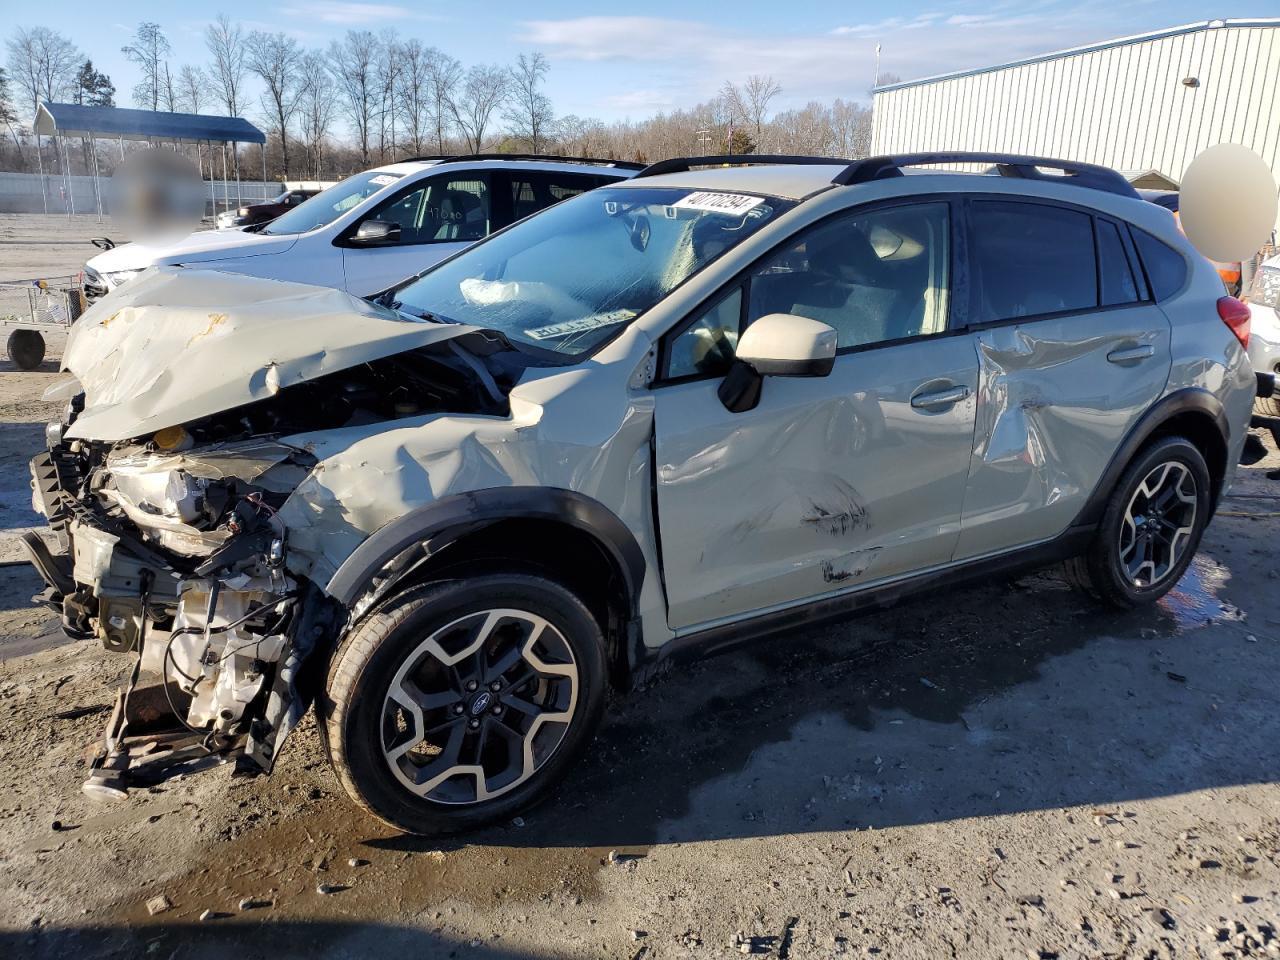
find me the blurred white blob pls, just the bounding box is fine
[109,148,205,243]
[1178,144,1278,263]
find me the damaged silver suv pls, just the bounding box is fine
[26,152,1265,834]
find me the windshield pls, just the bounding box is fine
[392,186,793,358]
[263,169,406,235]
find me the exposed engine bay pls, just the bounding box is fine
[27,336,519,798]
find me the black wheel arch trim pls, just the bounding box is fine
[324,487,647,618]
[1073,386,1229,527]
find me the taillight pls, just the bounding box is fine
[1217,296,1250,349]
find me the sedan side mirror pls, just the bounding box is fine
[718,313,837,413]
[351,219,402,245]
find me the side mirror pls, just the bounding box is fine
[351,219,402,245]
[718,313,837,413]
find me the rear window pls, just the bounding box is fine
[970,201,1097,322]
[1132,230,1189,301]
[1097,220,1141,306]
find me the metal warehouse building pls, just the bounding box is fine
[871,18,1280,223]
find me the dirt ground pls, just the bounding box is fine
[2,214,1279,960]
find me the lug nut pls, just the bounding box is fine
[489,681,502,692]
[454,704,465,714]
[468,719,480,730]
[465,680,478,692]
[491,705,503,716]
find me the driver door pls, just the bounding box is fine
[341,173,491,296]
[652,201,980,631]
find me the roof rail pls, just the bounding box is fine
[398,152,646,170]
[632,154,852,179]
[833,152,1139,198]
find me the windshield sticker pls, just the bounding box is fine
[672,191,765,217]
[524,311,634,341]
[369,174,400,186]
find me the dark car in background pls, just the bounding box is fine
[215,188,319,229]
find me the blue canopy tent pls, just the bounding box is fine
[33,102,267,218]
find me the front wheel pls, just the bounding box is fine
[1064,436,1212,608]
[321,573,607,835]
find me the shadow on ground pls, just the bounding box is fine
[6,920,572,960]
[345,546,1275,853]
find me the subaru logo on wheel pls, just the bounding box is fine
[469,692,492,716]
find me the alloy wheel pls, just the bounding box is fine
[380,609,578,805]
[1118,461,1198,588]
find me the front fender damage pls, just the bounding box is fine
[39,316,662,801]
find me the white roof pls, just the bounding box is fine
[614,164,846,201]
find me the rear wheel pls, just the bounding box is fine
[1256,362,1280,417]
[321,573,607,834]
[1064,436,1211,608]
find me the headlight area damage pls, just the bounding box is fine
[23,269,520,798]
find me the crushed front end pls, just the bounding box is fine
[27,422,339,797]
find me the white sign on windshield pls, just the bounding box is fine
[671,192,764,216]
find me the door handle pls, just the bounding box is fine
[910,385,971,410]
[1107,344,1155,364]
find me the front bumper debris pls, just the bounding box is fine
[25,444,336,799]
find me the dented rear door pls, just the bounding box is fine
[953,200,1172,560]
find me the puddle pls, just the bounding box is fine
[121,795,611,927]
[1157,554,1242,630]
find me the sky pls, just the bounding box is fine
[12,1,1276,124]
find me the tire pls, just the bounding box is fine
[6,330,45,370]
[1257,364,1280,417]
[320,573,607,835]
[1066,436,1212,608]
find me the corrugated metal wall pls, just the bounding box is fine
[871,21,1280,218]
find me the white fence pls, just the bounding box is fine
[0,171,286,216]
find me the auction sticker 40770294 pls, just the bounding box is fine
[670,192,765,216]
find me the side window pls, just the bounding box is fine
[665,288,742,380]
[970,201,1096,322]
[1132,229,1188,301]
[746,202,951,349]
[508,173,596,223]
[366,176,491,244]
[1097,219,1141,306]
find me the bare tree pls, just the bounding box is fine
[204,15,247,117]
[6,26,81,119]
[504,52,553,153]
[555,114,607,157]
[330,30,378,167]
[246,31,302,177]
[721,74,781,149]
[829,98,872,157]
[397,39,433,155]
[121,22,170,110]
[374,29,401,162]
[0,65,24,158]
[448,64,509,154]
[176,65,208,114]
[425,51,461,154]
[297,51,337,178]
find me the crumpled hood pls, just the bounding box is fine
[87,227,298,273]
[64,268,477,443]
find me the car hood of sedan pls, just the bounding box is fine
[87,225,299,273]
[62,267,478,443]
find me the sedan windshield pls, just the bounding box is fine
[262,169,405,235]
[393,186,793,358]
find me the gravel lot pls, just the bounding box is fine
[2,214,1279,960]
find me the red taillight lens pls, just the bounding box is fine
[1217,296,1250,349]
